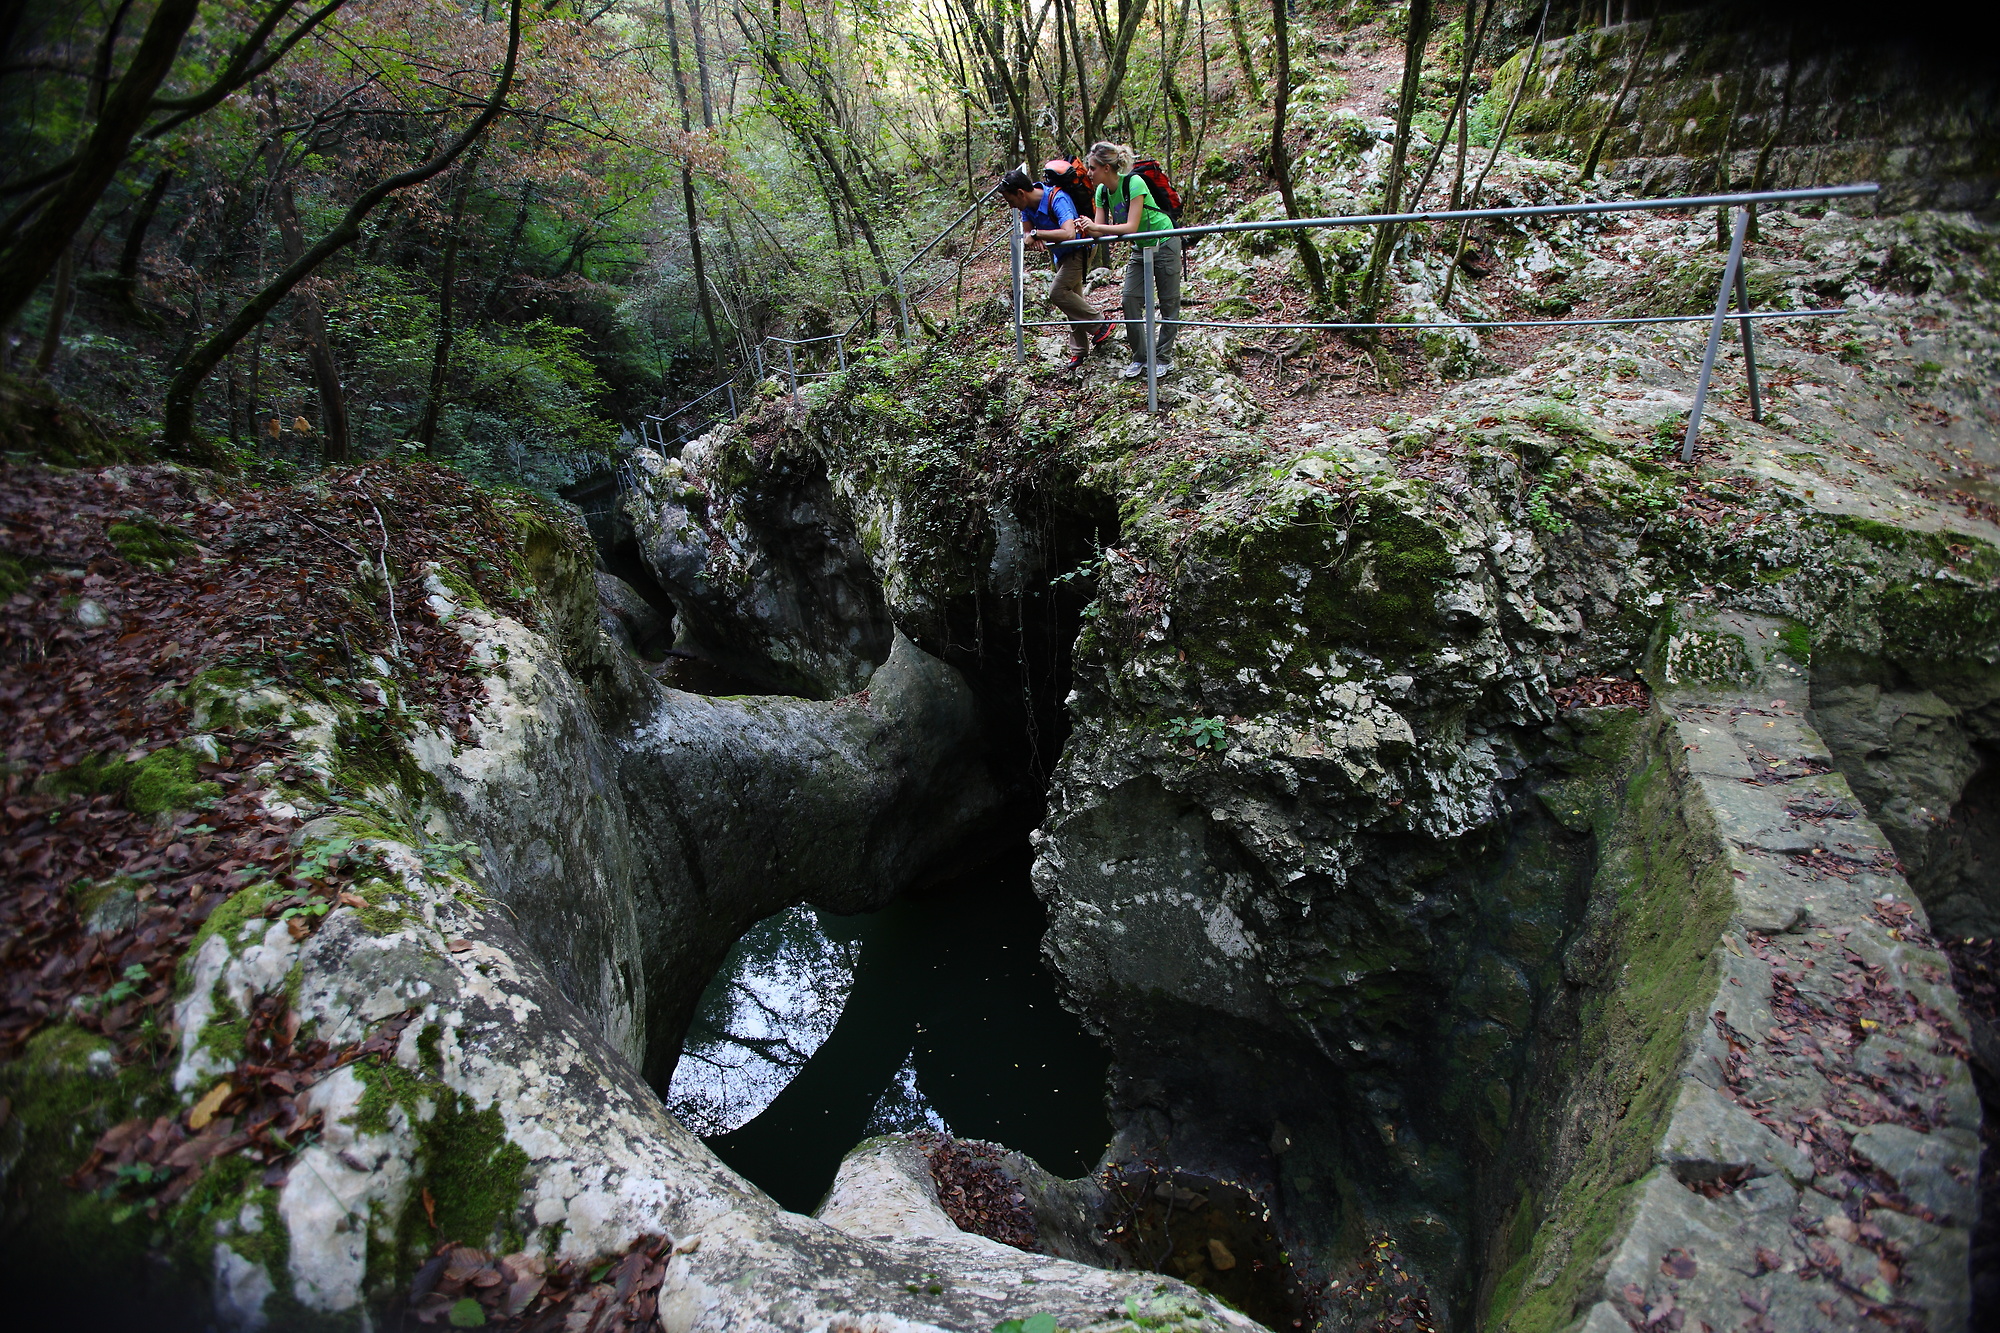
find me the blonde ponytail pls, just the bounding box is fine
[1085,141,1135,176]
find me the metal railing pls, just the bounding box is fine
[627,181,1014,456]
[754,226,1022,395]
[1012,182,1880,456]
[637,377,738,454]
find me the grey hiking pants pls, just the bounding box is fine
[1046,251,1103,351]
[1121,235,1183,362]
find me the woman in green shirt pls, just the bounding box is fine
[1074,141,1181,378]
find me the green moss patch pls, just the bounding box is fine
[0,550,47,599]
[1482,716,1736,1332]
[418,1093,531,1250]
[0,371,143,468]
[330,712,431,799]
[350,1039,530,1282]
[36,747,221,816]
[105,514,195,572]
[0,1024,169,1282]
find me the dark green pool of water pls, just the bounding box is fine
[701,847,1111,1213]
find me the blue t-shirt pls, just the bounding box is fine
[1021,189,1086,267]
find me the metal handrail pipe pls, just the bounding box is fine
[906,229,1017,307]
[900,184,1003,274]
[659,379,735,417]
[763,333,849,346]
[1016,307,1851,333]
[1098,183,1880,248]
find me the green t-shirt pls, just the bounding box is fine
[1095,173,1172,246]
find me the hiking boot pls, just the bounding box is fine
[1151,360,1175,377]
[1119,361,1147,379]
[1066,350,1088,371]
[1091,323,1116,349]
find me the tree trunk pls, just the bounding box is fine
[262,95,352,463]
[954,0,1039,167]
[416,133,486,454]
[1358,0,1432,317]
[1440,0,1550,304]
[163,0,521,452]
[664,0,725,368]
[272,178,351,460]
[484,179,536,318]
[1710,45,1753,248]
[1062,0,1095,145]
[1580,0,1657,182]
[685,0,719,127]
[743,31,895,293]
[1410,0,1494,209]
[1086,0,1152,142]
[1223,0,1262,103]
[1269,0,1329,305]
[0,0,200,330]
[31,243,74,377]
[114,168,172,303]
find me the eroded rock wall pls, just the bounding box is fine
[1498,8,1999,211]
[121,505,1257,1330]
[614,178,2000,1324]
[1484,609,1977,1333]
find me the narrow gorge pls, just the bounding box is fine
[2,2,1997,1332]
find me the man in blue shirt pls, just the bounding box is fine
[1000,168,1109,368]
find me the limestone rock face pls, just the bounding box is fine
[625,433,895,696]
[149,531,1259,1331]
[416,559,1002,1086]
[602,188,2000,1322]
[595,569,673,658]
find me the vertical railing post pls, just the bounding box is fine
[837,335,847,373]
[1011,225,1026,362]
[754,344,764,383]
[1143,245,1159,414]
[1735,205,1761,423]
[785,344,797,398]
[894,269,910,342]
[1681,205,1750,465]
[727,382,737,419]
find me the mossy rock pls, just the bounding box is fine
[0,1025,170,1288]
[106,513,194,572]
[35,746,221,816]
[0,550,47,599]
[0,372,144,468]
[350,1051,533,1279]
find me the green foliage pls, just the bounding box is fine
[1166,715,1229,750]
[1525,483,1569,533]
[78,964,153,1014]
[0,1024,171,1286]
[994,1315,1062,1333]
[0,551,46,598]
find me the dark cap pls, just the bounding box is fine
[998,169,1035,195]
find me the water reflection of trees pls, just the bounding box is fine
[667,905,863,1136]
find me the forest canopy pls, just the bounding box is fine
[0,0,1568,482]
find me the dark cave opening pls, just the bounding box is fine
[565,462,1619,1326]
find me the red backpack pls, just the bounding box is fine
[1128,158,1184,219]
[1118,158,1195,253]
[1041,158,1096,220]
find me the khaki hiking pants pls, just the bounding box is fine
[1121,235,1182,363]
[1046,251,1104,351]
